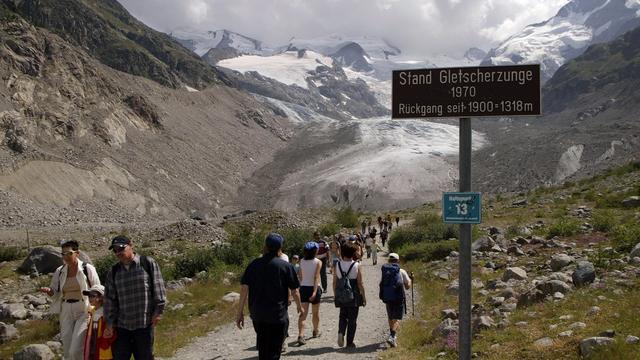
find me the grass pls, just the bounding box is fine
[154,279,237,357]
[0,245,26,262]
[0,318,59,359]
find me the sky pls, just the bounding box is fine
[118,0,570,58]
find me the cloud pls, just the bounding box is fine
[119,0,569,57]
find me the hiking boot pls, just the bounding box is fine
[387,335,397,348]
[337,333,345,347]
[346,342,356,349]
[296,336,306,346]
[312,330,322,338]
[281,341,288,353]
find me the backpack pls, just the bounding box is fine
[379,263,404,303]
[334,261,356,307]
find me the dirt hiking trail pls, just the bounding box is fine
[165,248,414,360]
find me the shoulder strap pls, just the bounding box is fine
[82,263,92,288]
[140,256,155,301]
[344,262,356,278]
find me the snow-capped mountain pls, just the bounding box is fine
[482,0,640,82]
[170,28,276,57]
[287,34,401,60]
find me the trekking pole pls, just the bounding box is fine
[410,271,415,316]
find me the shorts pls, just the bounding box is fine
[386,301,405,320]
[300,286,322,304]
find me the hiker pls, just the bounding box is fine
[291,255,301,277]
[83,284,115,360]
[314,232,329,292]
[237,233,303,359]
[379,253,412,348]
[360,219,367,234]
[370,237,382,266]
[296,242,323,346]
[396,216,400,227]
[328,240,341,275]
[333,242,366,349]
[377,216,383,229]
[364,231,373,259]
[380,227,389,247]
[369,226,377,240]
[40,239,100,360]
[103,235,166,360]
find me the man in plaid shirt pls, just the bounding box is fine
[103,235,166,360]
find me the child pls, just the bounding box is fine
[291,254,301,277]
[83,285,114,360]
[371,238,383,266]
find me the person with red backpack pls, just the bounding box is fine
[379,253,411,348]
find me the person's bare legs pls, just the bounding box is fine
[298,302,310,343]
[311,303,320,335]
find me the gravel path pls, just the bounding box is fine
[167,250,405,360]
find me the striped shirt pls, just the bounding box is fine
[104,254,166,330]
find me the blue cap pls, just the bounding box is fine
[265,233,284,250]
[349,235,357,241]
[304,241,319,251]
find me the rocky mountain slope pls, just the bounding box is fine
[0,1,292,227]
[473,23,640,194]
[482,0,640,82]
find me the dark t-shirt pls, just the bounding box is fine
[241,253,300,324]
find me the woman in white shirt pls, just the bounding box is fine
[296,241,322,346]
[333,242,366,349]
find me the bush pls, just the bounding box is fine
[611,224,640,253]
[388,226,424,252]
[173,248,217,278]
[280,228,313,258]
[335,207,359,228]
[93,253,118,283]
[413,212,441,227]
[398,240,458,262]
[387,222,458,252]
[547,218,580,238]
[0,246,24,262]
[592,209,617,233]
[317,223,341,237]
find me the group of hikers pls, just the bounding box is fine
[238,215,413,360]
[35,214,406,360]
[39,235,166,360]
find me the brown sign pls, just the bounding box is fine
[392,64,541,118]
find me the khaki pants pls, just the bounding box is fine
[60,301,88,360]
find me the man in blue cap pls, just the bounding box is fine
[237,233,303,359]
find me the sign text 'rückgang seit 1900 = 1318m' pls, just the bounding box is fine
[391,64,541,119]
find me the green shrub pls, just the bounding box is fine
[547,218,581,238]
[611,224,640,253]
[387,221,458,252]
[413,212,441,227]
[317,223,341,237]
[280,228,313,258]
[173,248,217,278]
[334,207,359,228]
[0,246,25,262]
[592,209,617,232]
[93,253,118,283]
[398,240,458,262]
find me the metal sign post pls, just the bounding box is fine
[391,64,541,360]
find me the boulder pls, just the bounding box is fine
[537,280,572,295]
[17,246,91,275]
[579,337,615,358]
[551,254,573,271]
[630,243,640,259]
[572,262,596,287]
[502,267,527,281]
[432,318,458,338]
[621,196,640,208]
[626,335,639,344]
[473,316,495,331]
[222,292,240,303]
[0,322,19,343]
[507,246,525,256]
[0,303,27,320]
[441,309,458,320]
[548,272,572,284]
[472,236,495,252]
[13,344,55,360]
[446,281,459,296]
[517,289,545,307]
[24,295,47,307]
[534,337,554,348]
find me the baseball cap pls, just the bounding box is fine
[108,235,131,250]
[304,241,319,251]
[82,284,105,296]
[389,253,400,260]
[265,233,284,250]
[348,235,357,241]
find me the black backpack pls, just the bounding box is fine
[334,262,356,307]
[379,263,404,303]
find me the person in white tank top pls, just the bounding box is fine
[296,242,322,346]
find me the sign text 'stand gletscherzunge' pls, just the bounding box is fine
[392,64,541,118]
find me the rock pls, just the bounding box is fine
[587,306,601,316]
[533,337,554,348]
[484,261,496,269]
[569,322,586,329]
[17,246,91,275]
[473,316,495,331]
[548,272,572,283]
[446,281,459,296]
[502,267,527,281]
[559,315,573,321]
[0,303,27,320]
[516,321,528,327]
[501,287,517,299]
[222,292,240,303]
[24,295,47,307]
[449,251,459,257]
[631,243,640,259]
[166,280,185,291]
[13,344,55,360]
[507,246,525,256]
[471,278,484,289]
[516,237,530,245]
[472,236,495,252]
[553,292,565,300]
[537,280,572,295]
[598,330,615,338]
[441,309,458,320]
[500,303,517,312]
[517,289,545,307]
[0,322,19,342]
[626,335,639,344]
[559,330,573,337]
[551,254,574,271]
[622,196,640,208]
[432,318,458,338]
[171,303,184,311]
[512,199,528,207]
[436,270,450,280]
[572,262,596,287]
[45,341,62,352]
[579,337,615,358]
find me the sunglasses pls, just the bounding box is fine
[61,251,76,256]
[88,293,102,298]
[112,245,128,253]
